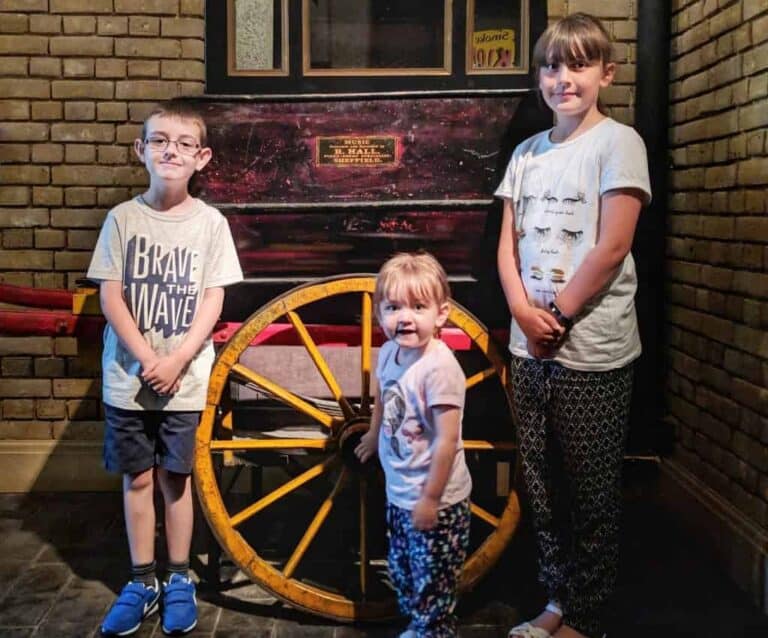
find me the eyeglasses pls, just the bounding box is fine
[144,135,201,156]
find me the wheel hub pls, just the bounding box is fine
[338,416,373,471]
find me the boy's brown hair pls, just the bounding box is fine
[141,99,208,147]
[374,252,451,316]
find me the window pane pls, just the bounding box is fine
[308,0,446,70]
[233,0,284,72]
[469,0,525,71]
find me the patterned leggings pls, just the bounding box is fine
[387,499,471,638]
[509,357,633,638]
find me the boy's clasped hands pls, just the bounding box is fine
[141,351,186,396]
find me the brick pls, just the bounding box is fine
[31,101,62,120]
[29,13,61,34]
[0,13,28,33]
[0,165,49,185]
[114,0,179,15]
[0,144,30,162]
[0,79,49,99]
[53,378,100,398]
[64,101,96,121]
[0,249,52,270]
[51,207,106,228]
[161,17,203,38]
[129,15,159,36]
[63,15,96,34]
[0,0,47,10]
[739,99,768,131]
[95,58,127,79]
[51,122,114,144]
[65,399,101,420]
[161,59,204,81]
[50,36,113,57]
[51,0,113,11]
[0,208,49,228]
[744,0,766,21]
[2,399,35,419]
[1,358,32,377]
[63,58,95,78]
[29,57,62,77]
[97,102,127,122]
[97,145,128,163]
[568,0,632,19]
[65,187,96,206]
[54,250,92,270]
[98,187,131,206]
[31,143,63,163]
[51,80,113,99]
[180,0,203,16]
[0,123,48,142]
[127,60,159,77]
[738,158,768,186]
[67,228,98,249]
[2,228,32,248]
[54,337,78,356]
[96,16,127,36]
[0,34,47,54]
[115,80,182,100]
[36,399,67,419]
[52,165,116,185]
[1,56,27,75]
[0,100,29,120]
[0,187,29,205]
[0,272,32,286]
[180,38,203,60]
[35,228,66,248]
[0,337,53,356]
[0,420,56,439]
[115,38,180,58]
[64,144,96,163]
[743,41,768,75]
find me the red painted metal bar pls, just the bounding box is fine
[0,283,74,309]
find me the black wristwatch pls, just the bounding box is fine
[549,301,573,330]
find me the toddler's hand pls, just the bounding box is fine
[412,496,439,531]
[354,429,378,463]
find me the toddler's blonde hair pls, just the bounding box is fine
[374,252,451,316]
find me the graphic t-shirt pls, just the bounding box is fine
[494,118,652,371]
[376,338,472,510]
[87,197,243,410]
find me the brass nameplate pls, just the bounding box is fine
[317,136,397,166]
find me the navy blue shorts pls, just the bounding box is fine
[103,404,200,475]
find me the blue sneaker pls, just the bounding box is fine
[161,574,197,635]
[101,579,160,636]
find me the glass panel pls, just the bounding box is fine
[233,0,284,72]
[308,0,446,70]
[469,0,525,72]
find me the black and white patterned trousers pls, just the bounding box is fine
[509,356,634,638]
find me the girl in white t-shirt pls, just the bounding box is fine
[355,252,472,638]
[496,13,651,638]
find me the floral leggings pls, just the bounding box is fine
[509,356,633,638]
[386,499,471,637]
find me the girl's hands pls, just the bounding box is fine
[354,428,379,463]
[516,305,565,346]
[412,495,439,531]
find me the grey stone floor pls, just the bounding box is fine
[1,463,767,637]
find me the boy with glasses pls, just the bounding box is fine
[88,100,243,636]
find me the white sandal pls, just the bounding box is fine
[508,601,563,638]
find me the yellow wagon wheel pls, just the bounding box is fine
[194,275,520,622]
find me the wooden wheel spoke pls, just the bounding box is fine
[210,438,331,451]
[287,310,355,421]
[465,366,497,390]
[470,501,500,528]
[283,468,348,579]
[359,476,368,597]
[231,362,341,429]
[360,292,373,415]
[463,440,516,452]
[230,456,337,527]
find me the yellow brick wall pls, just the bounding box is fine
[0,0,204,454]
[666,0,768,529]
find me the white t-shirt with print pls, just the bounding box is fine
[494,117,651,371]
[376,338,472,511]
[87,197,244,411]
